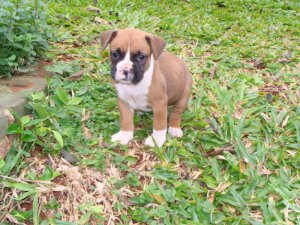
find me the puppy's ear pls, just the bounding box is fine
[145,35,166,59]
[100,29,118,50]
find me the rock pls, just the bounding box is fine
[102,142,111,148]
[60,149,79,164]
[266,93,273,102]
[0,61,50,158]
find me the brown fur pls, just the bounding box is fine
[101,28,192,134]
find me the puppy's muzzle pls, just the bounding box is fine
[115,60,133,83]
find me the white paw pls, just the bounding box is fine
[168,127,183,138]
[111,130,133,145]
[145,129,167,148]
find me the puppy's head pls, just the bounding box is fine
[100,28,166,84]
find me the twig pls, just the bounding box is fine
[0,192,14,222]
[0,174,52,184]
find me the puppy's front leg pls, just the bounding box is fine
[111,98,134,145]
[145,101,167,147]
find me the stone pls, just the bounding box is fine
[0,61,50,158]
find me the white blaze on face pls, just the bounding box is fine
[115,46,133,82]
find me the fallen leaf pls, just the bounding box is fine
[82,124,92,139]
[282,115,289,127]
[51,185,69,192]
[204,145,235,156]
[102,142,111,148]
[216,155,226,160]
[245,142,252,148]
[98,135,103,146]
[278,50,292,63]
[94,17,111,25]
[81,111,91,122]
[68,70,85,80]
[190,170,203,180]
[209,64,218,79]
[253,59,266,69]
[216,182,232,193]
[207,190,215,203]
[95,182,105,195]
[239,161,246,173]
[81,111,93,139]
[87,6,101,14]
[6,214,21,224]
[119,194,135,207]
[259,164,272,176]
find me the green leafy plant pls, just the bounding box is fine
[0,0,52,77]
[45,60,81,77]
[7,88,83,153]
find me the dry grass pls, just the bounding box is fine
[0,142,160,224]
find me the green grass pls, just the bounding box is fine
[1,0,300,224]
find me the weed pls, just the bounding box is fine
[0,0,52,77]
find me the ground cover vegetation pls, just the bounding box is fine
[0,0,51,77]
[0,0,299,224]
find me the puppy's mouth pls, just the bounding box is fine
[118,78,132,84]
[113,75,133,84]
[113,70,134,84]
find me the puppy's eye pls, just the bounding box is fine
[111,51,119,59]
[136,53,146,62]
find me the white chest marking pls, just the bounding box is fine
[115,54,154,111]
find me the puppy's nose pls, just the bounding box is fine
[123,69,130,78]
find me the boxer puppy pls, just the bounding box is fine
[100,28,192,147]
